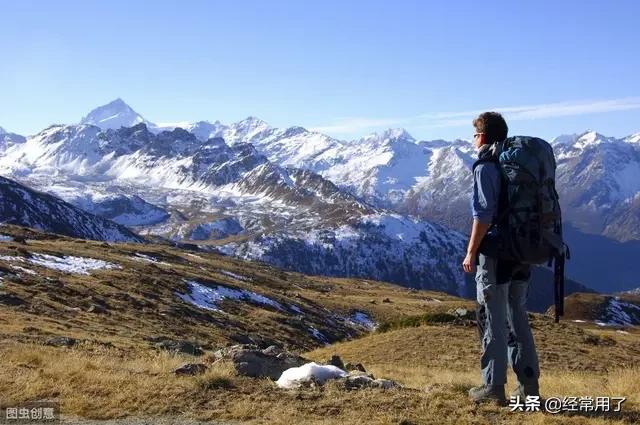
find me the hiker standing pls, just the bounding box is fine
[462,112,545,404]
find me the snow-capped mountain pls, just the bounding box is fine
[222,212,467,295]
[551,131,640,242]
[4,98,640,297]
[0,127,26,154]
[0,120,470,296]
[80,98,150,130]
[0,175,142,242]
[156,116,276,146]
[68,193,170,226]
[200,123,476,218]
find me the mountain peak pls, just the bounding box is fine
[624,132,640,144]
[230,116,271,133]
[80,98,151,130]
[363,128,415,144]
[383,128,414,141]
[0,126,6,135]
[238,116,269,127]
[578,129,602,139]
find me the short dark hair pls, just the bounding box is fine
[473,112,508,144]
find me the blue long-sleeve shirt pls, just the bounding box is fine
[471,160,501,225]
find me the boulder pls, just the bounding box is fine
[449,307,474,320]
[213,344,308,379]
[344,362,366,372]
[46,336,78,347]
[87,303,108,314]
[342,374,400,390]
[152,338,204,356]
[0,292,24,306]
[174,363,208,376]
[327,354,345,370]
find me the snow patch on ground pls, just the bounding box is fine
[276,362,348,389]
[308,325,329,343]
[347,311,378,330]
[29,254,120,275]
[220,270,250,281]
[290,304,304,314]
[176,280,283,312]
[10,265,37,276]
[0,253,119,275]
[132,253,171,266]
[0,235,13,242]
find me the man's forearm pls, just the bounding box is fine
[467,219,491,255]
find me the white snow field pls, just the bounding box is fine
[0,253,120,275]
[176,280,284,312]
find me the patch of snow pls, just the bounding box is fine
[290,304,304,314]
[347,311,378,331]
[132,253,171,266]
[10,265,37,276]
[308,325,328,343]
[220,270,250,281]
[572,319,586,323]
[176,280,283,312]
[27,254,121,275]
[0,255,23,263]
[0,235,13,242]
[276,362,348,389]
[2,254,120,275]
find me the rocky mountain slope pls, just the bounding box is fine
[0,224,466,352]
[553,131,640,242]
[0,120,469,297]
[558,292,640,327]
[0,126,26,153]
[8,99,640,295]
[0,176,142,242]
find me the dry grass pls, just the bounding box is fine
[1,331,638,425]
[1,226,639,424]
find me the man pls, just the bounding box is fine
[462,112,541,404]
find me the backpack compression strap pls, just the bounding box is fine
[553,254,565,323]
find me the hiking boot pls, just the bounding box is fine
[510,382,540,399]
[468,384,507,404]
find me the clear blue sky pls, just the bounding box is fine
[1,0,639,141]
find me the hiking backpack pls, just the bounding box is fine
[473,136,570,322]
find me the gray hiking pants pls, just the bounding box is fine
[475,253,540,386]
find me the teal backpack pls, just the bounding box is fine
[474,136,571,322]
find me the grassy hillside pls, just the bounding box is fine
[1,225,639,424]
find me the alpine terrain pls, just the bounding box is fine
[2,99,638,301]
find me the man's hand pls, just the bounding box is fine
[463,251,476,273]
[464,218,491,273]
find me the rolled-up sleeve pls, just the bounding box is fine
[472,163,500,224]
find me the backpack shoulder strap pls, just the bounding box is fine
[472,156,498,172]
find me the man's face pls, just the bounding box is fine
[473,131,486,149]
